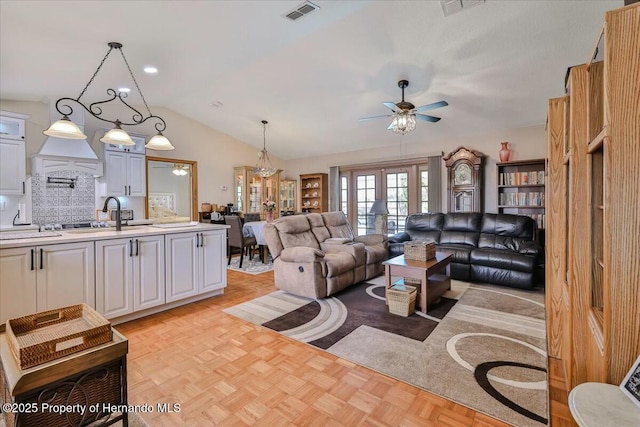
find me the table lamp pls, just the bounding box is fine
[369,200,389,235]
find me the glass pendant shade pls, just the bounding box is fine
[254,120,277,177]
[43,116,87,139]
[255,149,277,178]
[145,132,175,150]
[390,111,416,135]
[100,123,135,146]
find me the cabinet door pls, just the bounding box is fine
[37,242,96,310]
[96,238,134,319]
[127,153,146,197]
[200,230,226,293]
[165,233,199,302]
[0,139,26,195]
[134,235,165,311]
[104,151,127,196]
[0,247,37,324]
[0,115,26,140]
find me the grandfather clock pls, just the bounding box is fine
[443,146,485,213]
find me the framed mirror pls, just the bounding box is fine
[145,156,198,221]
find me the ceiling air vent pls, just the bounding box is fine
[441,0,485,17]
[285,1,320,21]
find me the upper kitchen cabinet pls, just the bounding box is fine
[99,131,147,197]
[0,111,28,195]
[0,111,27,140]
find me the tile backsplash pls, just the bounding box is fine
[32,171,96,225]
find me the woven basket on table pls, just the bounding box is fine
[6,304,112,370]
[404,241,436,261]
[387,285,417,317]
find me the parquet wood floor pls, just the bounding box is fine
[116,267,575,426]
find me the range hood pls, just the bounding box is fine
[32,103,104,177]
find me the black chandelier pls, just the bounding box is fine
[43,42,174,150]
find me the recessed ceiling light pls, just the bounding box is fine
[118,87,131,93]
[144,66,158,74]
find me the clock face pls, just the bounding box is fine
[454,163,472,186]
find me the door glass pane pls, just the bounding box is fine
[356,174,376,235]
[420,170,429,212]
[386,171,408,236]
[340,176,348,216]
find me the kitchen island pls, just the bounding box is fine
[0,223,229,326]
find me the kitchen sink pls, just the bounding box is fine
[65,228,115,234]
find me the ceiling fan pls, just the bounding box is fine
[360,80,448,134]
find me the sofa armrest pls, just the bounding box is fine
[388,231,411,244]
[517,241,541,257]
[354,234,388,246]
[279,247,325,263]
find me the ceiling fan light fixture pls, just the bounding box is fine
[254,120,277,178]
[390,111,416,135]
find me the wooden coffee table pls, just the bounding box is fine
[382,253,452,314]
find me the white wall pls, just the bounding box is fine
[284,124,546,213]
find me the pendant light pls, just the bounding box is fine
[254,120,277,178]
[43,42,174,150]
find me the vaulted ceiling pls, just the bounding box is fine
[0,0,619,159]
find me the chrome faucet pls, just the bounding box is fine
[103,196,121,231]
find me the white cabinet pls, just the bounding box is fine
[0,111,26,140]
[0,110,27,195]
[0,242,95,324]
[0,138,26,195]
[0,247,37,325]
[104,151,146,197]
[165,229,226,303]
[96,235,165,319]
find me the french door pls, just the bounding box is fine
[343,165,423,236]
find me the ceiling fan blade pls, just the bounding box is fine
[415,114,441,123]
[359,114,393,122]
[387,123,394,130]
[383,102,398,112]
[414,100,448,112]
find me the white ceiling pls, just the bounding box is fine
[0,0,619,160]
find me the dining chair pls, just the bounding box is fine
[225,215,257,268]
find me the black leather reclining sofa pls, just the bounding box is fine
[388,212,542,289]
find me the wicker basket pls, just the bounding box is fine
[6,304,112,370]
[404,241,436,261]
[387,285,417,317]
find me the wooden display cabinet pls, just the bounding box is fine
[234,166,281,220]
[300,173,328,213]
[280,179,296,215]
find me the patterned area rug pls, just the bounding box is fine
[224,276,548,426]
[226,255,273,275]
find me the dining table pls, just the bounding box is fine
[242,220,270,263]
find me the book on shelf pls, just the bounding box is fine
[499,171,545,186]
[499,192,545,206]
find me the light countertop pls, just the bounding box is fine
[0,223,229,249]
